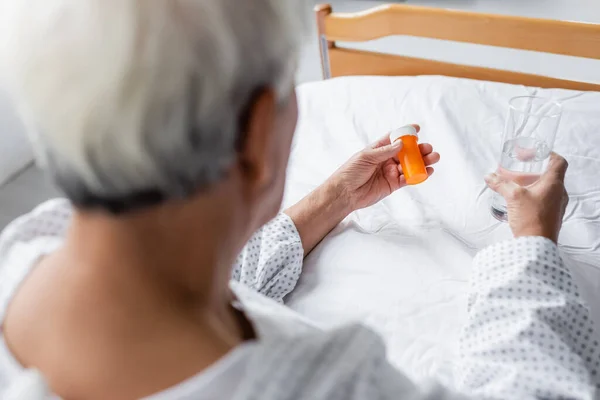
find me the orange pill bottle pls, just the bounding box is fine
[390,125,428,185]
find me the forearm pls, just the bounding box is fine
[231,178,353,300]
[284,180,352,256]
[457,237,600,399]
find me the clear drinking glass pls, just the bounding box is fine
[491,96,562,221]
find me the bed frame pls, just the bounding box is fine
[315,4,600,91]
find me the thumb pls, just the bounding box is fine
[364,140,402,162]
[541,152,568,183]
[485,172,520,199]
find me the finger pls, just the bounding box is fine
[485,172,521,199]
[371,130,405,149]
[397,167,433,189]
[418,143,433,155]
[370,134,392,149]
[398,174,407,188]
[397,165,435,177]
[395,153,439,173]
[423,152,440,166]
[364,139,403,162]
[544,152,569,182]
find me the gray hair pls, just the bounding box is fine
[0,0,308,212]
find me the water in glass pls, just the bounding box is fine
[491,136,551,221]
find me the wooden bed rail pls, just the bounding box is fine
[315,4,600,91]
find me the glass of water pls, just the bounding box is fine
[491,96,562,221]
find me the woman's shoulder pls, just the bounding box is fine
[0,199,71,321]
[0,198,72,261]
[0,200,72,398]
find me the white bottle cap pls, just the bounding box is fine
[389,125,418,143]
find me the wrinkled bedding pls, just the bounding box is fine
[283,76,600,386]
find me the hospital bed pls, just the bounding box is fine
[284,3,600,386]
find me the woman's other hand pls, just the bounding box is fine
[329,125,440,211]
[485,152,569,243]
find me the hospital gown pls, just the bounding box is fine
[0,199,599,399]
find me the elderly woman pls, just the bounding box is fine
[0,0,598,399]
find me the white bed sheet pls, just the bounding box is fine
[283,76,600,387]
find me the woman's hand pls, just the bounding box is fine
[485,152,569,243]
[329,125,440,211]
[285,125,440,255]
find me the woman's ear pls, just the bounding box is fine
[238,88,278,191]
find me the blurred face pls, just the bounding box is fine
[234,86,299,233]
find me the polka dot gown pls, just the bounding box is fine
[1,200,599,399]
[457,236,600,399]
[232,214,303,303]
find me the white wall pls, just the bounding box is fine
[0,90,33,186]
